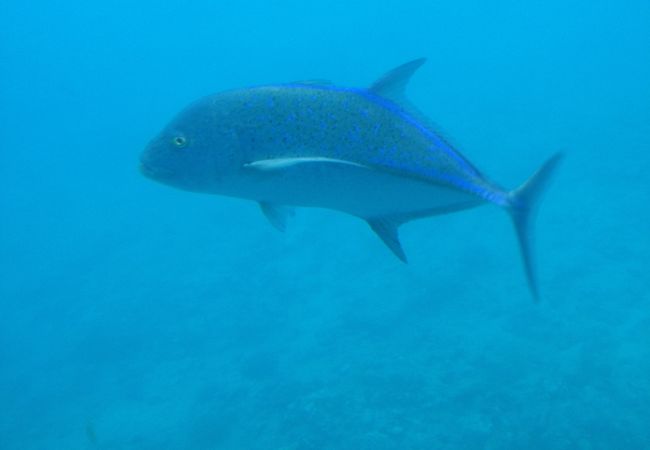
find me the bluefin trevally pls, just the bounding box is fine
[140,59,561,301]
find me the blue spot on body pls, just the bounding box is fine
[271,83,497,199]
[282,83,481,177]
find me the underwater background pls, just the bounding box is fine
[1,0,649,448]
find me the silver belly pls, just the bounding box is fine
[226,159,483,219]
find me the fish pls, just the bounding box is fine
[140,58,561,301]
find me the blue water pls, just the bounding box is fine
[1,1,649,448]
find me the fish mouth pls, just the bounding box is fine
[139,162,156,178]
[139,162,173,179]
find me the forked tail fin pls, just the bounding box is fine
[507,153,563,302]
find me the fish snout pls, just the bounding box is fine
[139,143,173,180]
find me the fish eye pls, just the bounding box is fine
[172,135,187,148]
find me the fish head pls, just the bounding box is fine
[140,96,240,192]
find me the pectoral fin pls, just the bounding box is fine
[259,202,294,232]
[244,157,367,172]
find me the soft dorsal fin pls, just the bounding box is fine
[368,58,462,165]
[369,58,427,104]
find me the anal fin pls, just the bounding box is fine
[366,201,482,264]
[367,218,407,263]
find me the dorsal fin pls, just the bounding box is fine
[368,58,463,166]
[368,58,439,133]
[291,79,333,87]
[369,58,427,104]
